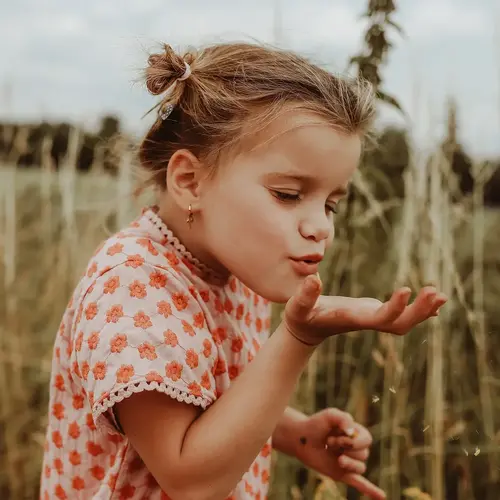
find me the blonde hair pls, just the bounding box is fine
[139,42,376,188]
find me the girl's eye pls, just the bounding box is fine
[326,203,338,215]
[272,190,301,202]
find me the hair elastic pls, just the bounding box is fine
[159,61,191,121]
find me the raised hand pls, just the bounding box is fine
[284,275,447,346]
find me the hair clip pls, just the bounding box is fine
[160,103,174,121]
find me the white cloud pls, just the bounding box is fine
[405,0,491,40]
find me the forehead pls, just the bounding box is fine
[230,109,362,186]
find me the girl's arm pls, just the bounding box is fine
[116,323,315,500]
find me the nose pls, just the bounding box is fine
[299,211,334,243]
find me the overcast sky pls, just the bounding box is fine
[1,0,499,157]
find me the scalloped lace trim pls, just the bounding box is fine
[93,380,211,420]
[144,206,229,285]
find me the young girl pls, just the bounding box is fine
[40,42,447,500]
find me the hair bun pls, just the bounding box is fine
[145,44,188,96]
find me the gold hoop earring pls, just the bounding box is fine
[186,204,194,228]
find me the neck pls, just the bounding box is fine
[157,197,231,280]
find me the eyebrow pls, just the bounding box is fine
[265,172,349,196]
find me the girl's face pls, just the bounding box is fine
[199,110,362,303]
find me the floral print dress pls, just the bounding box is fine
[40,206,272,499]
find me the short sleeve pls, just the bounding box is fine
[71,261,218,433]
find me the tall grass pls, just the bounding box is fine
[0,125,499,500]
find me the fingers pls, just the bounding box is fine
[389,287,447,333]
[336,454,366,475]
[322,408,355,436]
[342,473,387,500]
[341,448,369,461]
[285,274,322,320]
[373,287,411,324]
[430,293,447,316]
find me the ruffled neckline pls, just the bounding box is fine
[142,206,230,286]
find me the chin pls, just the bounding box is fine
[246,279,301,305]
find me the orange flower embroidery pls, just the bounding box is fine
[91,465,105,481]
[146,371,163,383]
[54,484,67,500]
[188,381,202,397]
[125,254,145,268]
[165,361,183,381]
[172,292,189,311]
[74,331,83,352]
[185,349,199,369]
[182,320,195,337]
[116,365,135,383]
[202,339,212,358]
[228,365,240,380]
[87,331,99,350]
[265,317,271,330]
[253,339,261,352]
[110,334,128,353]
[69,451,81,466]
[84,302,98,321]
[253,462,260,476]
[108,474,118,490]
[165,252,179,267]
[54,374,65,391]
[138,342,157,360]
[86,413,96,431]
[199,290,210,303]
[129,280,147,299]
[224,298,234,313]
[150,270,168,289]
[164,329,178,347]
[72,393,84,410]
[134,311,152,329]
[87,441,104,457]
[107,242,124,256]
[231,336,243,353]
[87,262,97,277]
[53,458,64,474]
[201,371,211,390]
[119,484,136,499]
[103,275,120,294]
[213,327,227,344]
[214,297,224,313]
[261,443,272,457]
[137,238,159,256]
[261,469,270,484]
[157,300,172,317]
[229,278,237,292]
[245,312,252,327]
[81,362,90,381]
[106,304,124,323]
[236,303,245,320]
[52,431,63,449]
[255,317,263,333]
[52,403,65,420]
[92,361,107,380]
[193,312,205,329]
[214,359,227,376]
[68,422,80,439]
[71,476,85,491]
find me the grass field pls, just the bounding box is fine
[1,150,500,499]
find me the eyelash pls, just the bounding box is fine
[272,190,338,214]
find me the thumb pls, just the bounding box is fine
[285,274,322,320]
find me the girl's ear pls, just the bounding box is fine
[165,149,205,211]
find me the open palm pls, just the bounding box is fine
[284,277,448,345]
